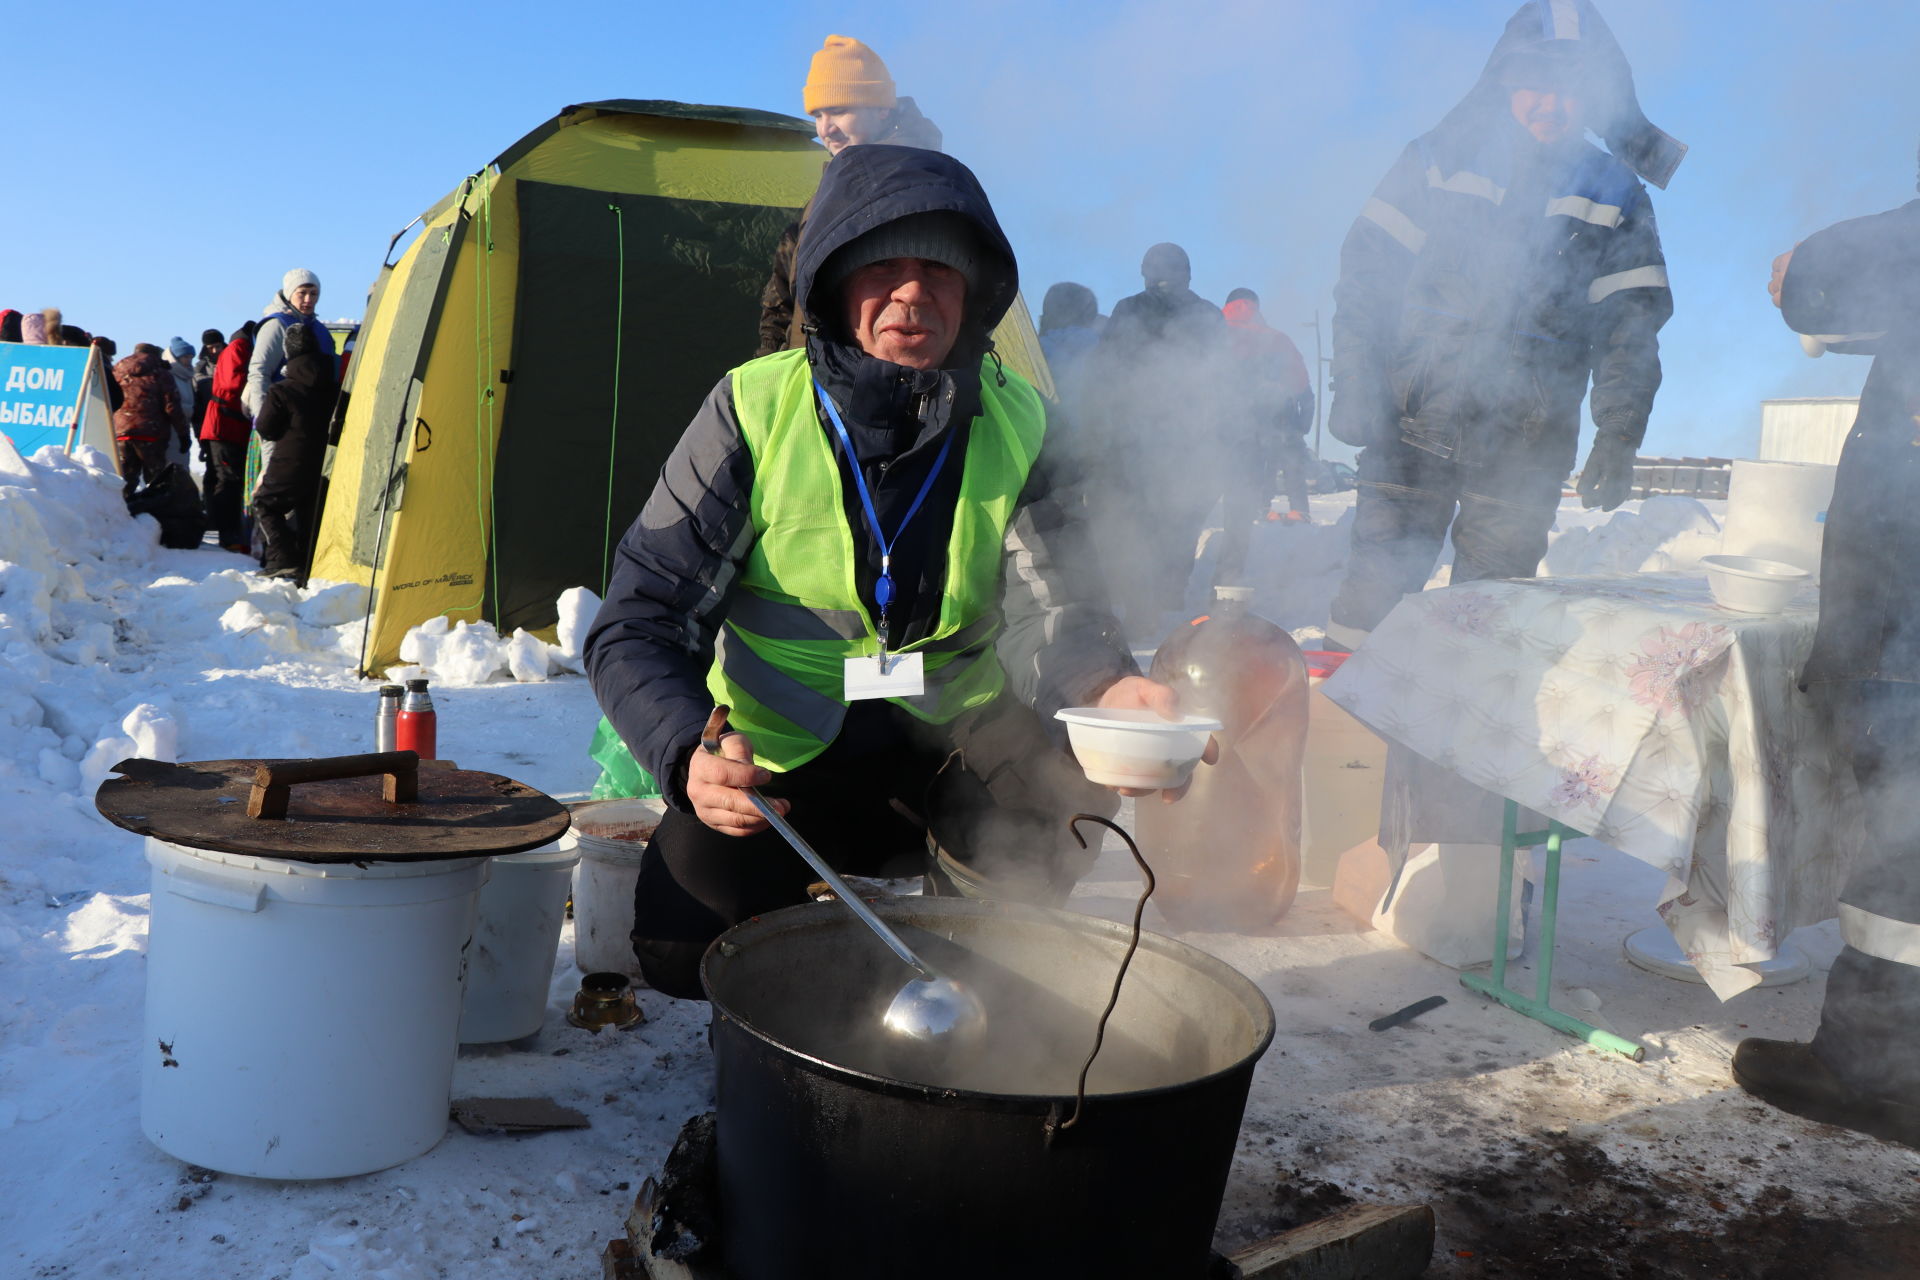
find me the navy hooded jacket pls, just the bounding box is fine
[1328,0,1679,470]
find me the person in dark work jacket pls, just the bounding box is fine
[754,34,944,358]
[1733,149,1920,1149]
[587,145,1205,999]
[1323,0,1682,650]
[1088,242,1230,627]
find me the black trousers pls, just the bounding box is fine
[1213,432,1315,586]
[631,697,1117,999]
[1329,437,1565,635]
[1813,680,1920,1097]
[1272,432,1313,516]
[250,460,317,574]
[116,437,171,497]
[200,440,247,548]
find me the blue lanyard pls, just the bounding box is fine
[814,380,958,651]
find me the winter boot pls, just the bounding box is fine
[1732,1037,1920,1148]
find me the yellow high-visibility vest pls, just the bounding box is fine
[707,347,1045,771]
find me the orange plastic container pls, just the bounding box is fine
[1297,650,1388,889]
[1136,587,1309,932]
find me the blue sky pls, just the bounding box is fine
[5,0,1914,459]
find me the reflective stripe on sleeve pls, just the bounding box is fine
[1546,195,1623,228]
[1839,902,1920,969]
[1361,198,1427,253]
[1425,166,1506,204]
[1325,620,1372,652]
[1588,264,1670,303]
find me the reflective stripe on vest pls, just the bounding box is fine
[709,347,1045,771]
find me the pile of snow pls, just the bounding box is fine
[393,586,599,687]
[1542,495,1723,577]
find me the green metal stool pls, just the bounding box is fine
[1457,799,1646,1061]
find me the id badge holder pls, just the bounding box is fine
[844,651,925,700]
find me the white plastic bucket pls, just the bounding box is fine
[1720,460,1837,579]
[569,798,666,978]
[141,837,487,1179]
[459,840,582,1044]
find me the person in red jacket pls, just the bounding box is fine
[1213,288,1316,586]
[199,321,256,552]
[112,345,190,497]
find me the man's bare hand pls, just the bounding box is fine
[1769,248,1795,309]
[1093,675,1221,802]
[687,730,788,836]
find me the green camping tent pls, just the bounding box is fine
[310,99,1054,675]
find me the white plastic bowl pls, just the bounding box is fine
[1702,554,1810,614]
[1055,707,1222,789]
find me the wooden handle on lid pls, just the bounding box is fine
[247,750,420,820]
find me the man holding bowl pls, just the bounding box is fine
[587,145,1208,1000]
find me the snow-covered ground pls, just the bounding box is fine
[3,446,1916,1279]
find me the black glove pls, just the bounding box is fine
[1576,433,1638,511]
[197,440,210,464]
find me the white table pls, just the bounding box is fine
[1322,572,1861,999]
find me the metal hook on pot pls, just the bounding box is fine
[1045,813,1155,1142]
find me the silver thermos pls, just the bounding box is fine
[375,684,403,753]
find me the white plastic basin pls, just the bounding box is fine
[141,837,487,1179]
[1703,554,1810,614]
[1054,707,1222,789]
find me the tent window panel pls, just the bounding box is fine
[491,180,798,635]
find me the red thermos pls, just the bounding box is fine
[395,678,437,760]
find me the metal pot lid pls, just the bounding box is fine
[94,751,571,864]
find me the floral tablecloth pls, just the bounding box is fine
[1321,572,1863,999]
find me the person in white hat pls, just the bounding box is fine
[243,268,334,420]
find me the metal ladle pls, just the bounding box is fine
[700,707,987,1047]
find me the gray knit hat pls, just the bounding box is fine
[819,210,984,299]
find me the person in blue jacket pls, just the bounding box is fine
[1322,0,1682,650]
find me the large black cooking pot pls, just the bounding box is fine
[701,896,1275,1280]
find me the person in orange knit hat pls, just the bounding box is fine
[756,35,944,356]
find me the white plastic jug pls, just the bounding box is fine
[1720,460,1837,579]
[141,837,486,1179]
[459,840,581,1044]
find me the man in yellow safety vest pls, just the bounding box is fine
[587,145,1207,1000]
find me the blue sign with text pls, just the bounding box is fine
[0,342,95,455]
